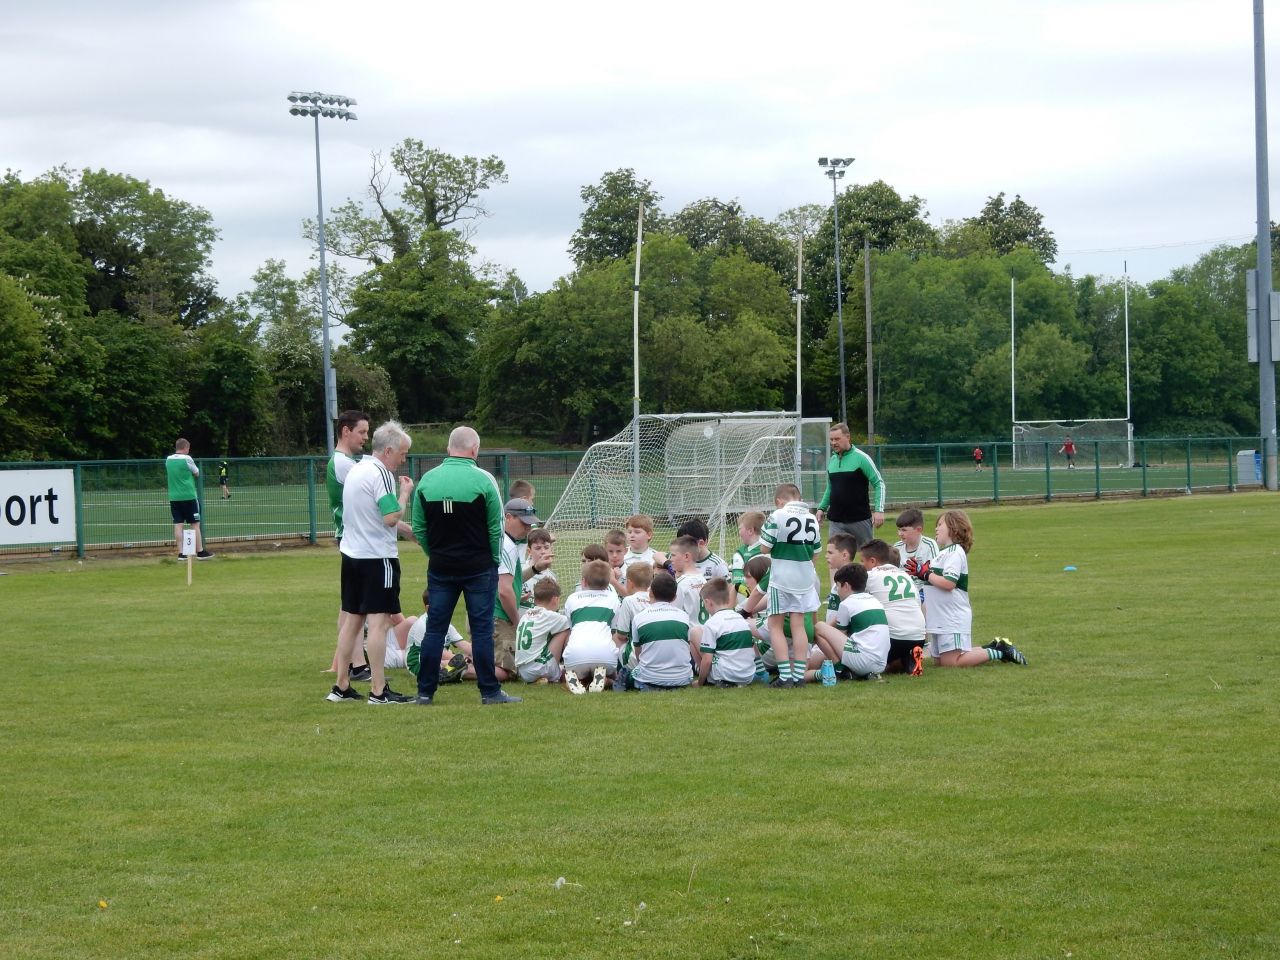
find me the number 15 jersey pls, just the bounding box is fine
[760,501,821,593]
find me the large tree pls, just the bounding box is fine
[568,169,663,267]
[965,192,1058,263]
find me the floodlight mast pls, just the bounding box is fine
[287,90,357,459]
[819,157,854,426]
[1253,4,1278,490]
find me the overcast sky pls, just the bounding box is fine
[1,1,1271,300]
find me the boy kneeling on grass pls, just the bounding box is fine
[812,563,890,681]
[614,571,695,692]
[514,578,571,684]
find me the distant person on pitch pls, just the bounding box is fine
[1059,436,1077,469]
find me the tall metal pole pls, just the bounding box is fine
[1124,261,1134,467]
[632,203,645,514]
[795,234,804,489]
[313,115,336,459]
[1010,277,1017,461]
[1254,0,1278,490]
[863,236,873,441]
[831,172,848,425]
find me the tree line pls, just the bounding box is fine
[0,150,1264,460]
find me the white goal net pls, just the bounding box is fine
[543,412,829,578]
[1011,420,1134,469]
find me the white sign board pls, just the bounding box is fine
[0,469,76,546]
[182,530,197,556]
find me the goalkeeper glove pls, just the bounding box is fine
[905,557,932,582]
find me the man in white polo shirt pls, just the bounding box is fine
[327,421,414,705]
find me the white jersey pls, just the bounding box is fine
[496,532,524,624]
[833,592,891,661]
[406,615,462,650]
[895,535,939,603]
[514,605,571,668]
[630,601,693,686]
[760,501,821,593]
[339,457,400,559]
[519,567,558,609]
[563,587,621,667]
[695,552,730,580]
[825,580,841,624]
[675,571,707,624]
[620,546,658,587]
[864,564,926,643]
[698,608,757,685]
[612,590,652,638]
[923,543,971,634]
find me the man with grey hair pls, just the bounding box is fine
[411,425,521,705]
[326,420,414,705]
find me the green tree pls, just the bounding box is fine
[0,274,55,458]
[966,192,1058,263]
[569,169,663,267]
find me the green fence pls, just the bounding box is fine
[0,437,1265,559]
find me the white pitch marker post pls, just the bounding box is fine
[183,530,196,586]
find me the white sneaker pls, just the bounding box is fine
[566,671,586,695]
[589,666,607,693]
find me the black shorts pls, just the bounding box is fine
[218,477,229,487]
[340,554,401,615]
[169,499,200,524]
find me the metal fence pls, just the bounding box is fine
[0,437,1265,559]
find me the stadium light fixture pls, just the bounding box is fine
[287,90,357,459]
[819,155,855,426]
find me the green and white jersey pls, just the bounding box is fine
[165,453,199,501]
[833,592,891,661]
[630,601,693,686]
[519,567,558,610]
[864,563,926,643]
[339,457,401,559]
[698,608,757,685]
[326,450,361,538]
[494,532,526,624]
[923,543,971,634]
[760,502,821,593]
[895,534,939,603]
[695,551,730,580]
[730,541,763,593]
[564,588,621,642]
[515,606,570,668]
[675,571,707,624]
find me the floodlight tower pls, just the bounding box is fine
[819,157,854,426]
[287,90,357,458]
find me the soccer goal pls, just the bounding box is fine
[1011,420,1135,469]
[544,412,830,572]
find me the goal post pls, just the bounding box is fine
[544,412,830,575]
[1011,419,1135,469]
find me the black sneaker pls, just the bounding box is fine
[368,685,412,704]
[349,663,372,683]
[413,695,434,706]
[996,640,1028,665]
[768,677,792,688]
[177,553,188,560]
[438,653,467,684]
[480,690,523,705]
[326,684,363,702]
[196,550,214,560]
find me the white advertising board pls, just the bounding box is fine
[0,469,76,546]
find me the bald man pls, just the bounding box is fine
[410,425,522,706]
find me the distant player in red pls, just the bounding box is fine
[972,446,984,471]
[1058,436,1077,469]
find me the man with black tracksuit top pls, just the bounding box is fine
[410,425,522,706]
[815,421,886,552]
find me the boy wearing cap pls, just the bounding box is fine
[493,497,541,681]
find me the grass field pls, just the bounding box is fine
[2,493,1277,959]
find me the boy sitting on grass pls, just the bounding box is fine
[519,528,557,611]
[812,563,890,681]
[694,577,758,688]
[677,517,730,579]
[612,561,654,675]
[615,571,694,692]
[514,579,571,684]
[622,514,667,587]
[730,510,766,605]
[668,535,708,625]
[859,538,927,676]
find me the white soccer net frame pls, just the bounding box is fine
[1011,419,1135,469]
[544,412,830,579]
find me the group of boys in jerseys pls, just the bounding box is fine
[325,417,1028,696]
[496,491,1027,694]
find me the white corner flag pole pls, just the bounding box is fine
[631,202,644,515]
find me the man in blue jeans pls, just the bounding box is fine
[410,425,522,706]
